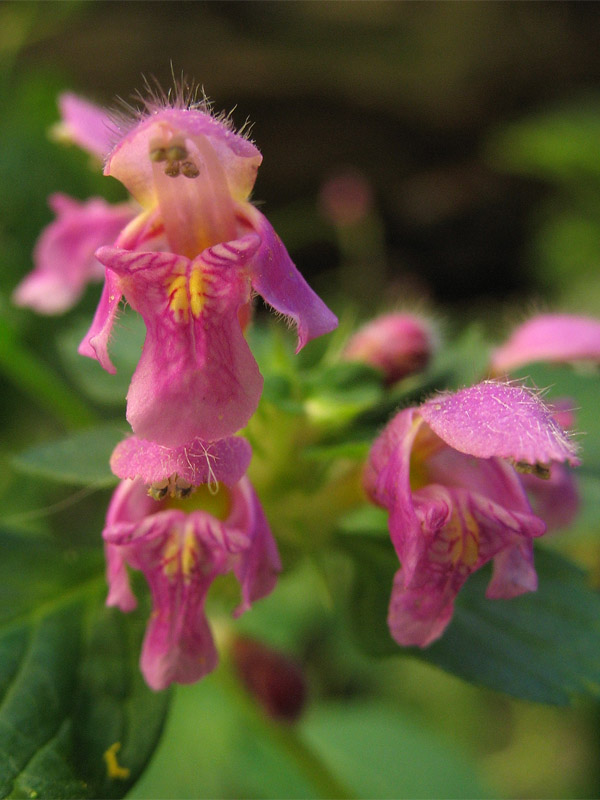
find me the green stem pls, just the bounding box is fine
[0,315,97,429]
[216,661,355,800]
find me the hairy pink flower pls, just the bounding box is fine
[104,471,280,691]
[74,93,337,444]
[491,313,600,374]
[344,312,435,384]
[13,194,134,314]
[364,381,579,648]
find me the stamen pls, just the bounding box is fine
[166,144,188,161]
[174,476,195,498]
[513,461,552,480]
[148,473,198,500]
[148,479,169,500]
[149,147,167,163]
[181,160,200,179]
[164,161,181,178]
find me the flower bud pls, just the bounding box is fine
[319,169,373,227]
[232,636,307,722]
[344,312,435,384]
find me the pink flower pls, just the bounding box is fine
[364,381,580,648]
[54,92,116,160]
[104,434,280,690]
[491,313,600,375]
[343,312,435,384]
[13,194,134,314]
[76,93,337,445]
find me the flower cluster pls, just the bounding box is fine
[18,80,589,684]
[19,86,337,689]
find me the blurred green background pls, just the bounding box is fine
[2,2,600,798]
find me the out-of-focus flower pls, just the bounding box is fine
[70,91,337,445]
[104,433,280,690]
[319,168,374,227]
[491,313,600,375]
[343,312,435,384]
[364,381,580,648]
[232,636,307,722]
[52,92,116,160]
[13,194,134,314]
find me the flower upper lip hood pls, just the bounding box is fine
[105,106,262,208]
[419,381,580,467]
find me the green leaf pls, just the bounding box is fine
[421,547,600,705]
[344,536,600,704]
[301,701,492,799]
[304,362,383,426]
[12,423,127,487]
[0,528,169,799]
[487,103,600,184]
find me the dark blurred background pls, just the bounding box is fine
[4,0,600,308]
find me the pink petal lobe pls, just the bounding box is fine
[77,268,122,373]
[229,478,281,616]
[241,204,338,351]
[491,313,600,374]
[420,381,579,467]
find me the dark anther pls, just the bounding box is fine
[150,147,167,163]
[181,161,200,179]
[164,162,181,178]
[166,144,188,162]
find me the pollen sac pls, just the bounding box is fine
[164,161,181,178]
[181,160,200,179]
[148,473,197,500]
[173,476,195,498]
[149,147,167,163]
[148,479,170,501]
[513,461,552,480]
[166,144,188,162]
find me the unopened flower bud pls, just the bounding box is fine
[344,313,435,384]
[232,636,307,722]
[319,169,373,227]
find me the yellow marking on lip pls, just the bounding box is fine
[162,527,200,583]
[165,267,205,323]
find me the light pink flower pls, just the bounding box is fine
[344,312,435,384]
[364,381,580,648]
[77,96,337,445]
[54,92,116,160]
[104,469,280,691]
[13,194,134,314]
[491,313,600,374]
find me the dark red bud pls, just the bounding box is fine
[232,636,307,723]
